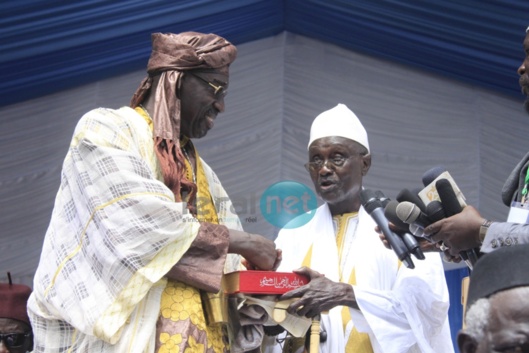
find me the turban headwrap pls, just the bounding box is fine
[0,273,32,325]
[308,103,370,152]
[130,32,237,205]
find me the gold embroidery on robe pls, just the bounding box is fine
[301,213,374,353]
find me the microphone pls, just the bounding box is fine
[435,178,480,268]
[396,201,432,229]
[396,188,427,213]
[360,189,415,269]
[385,200,423,237]
[383,200,410,233]
[435,178,464,216]
[425,200,446,223]
[418,167,466,209]
[394,201,435,242]
[375,190,390,207]
[384,201,425,260]
[422,165,447,187]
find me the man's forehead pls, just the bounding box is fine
[309,136,360,150]
[191,69,228,83]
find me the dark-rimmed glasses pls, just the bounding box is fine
[304,154,363,172]
[188,72,227,98]
[305,158,346,172]
[0,332,32,349]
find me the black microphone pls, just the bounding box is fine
[422,165,447,187]
[435,178,464,216]
[425,200,446,223]
[396,188,427,213]
[383,200,410,233]
[375,190,390,207]
[435,178,480,268]
[384,201,425,260]
[360,189,415,269]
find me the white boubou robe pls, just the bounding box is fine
[266,204,454,353]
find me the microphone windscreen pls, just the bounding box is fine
[425,200,446,223]
[396,188,427,213]
[384,200,410,232]
[395,202,419,224]
[436,178,462,216]
[422,165,446,187]
[396,201,432,228]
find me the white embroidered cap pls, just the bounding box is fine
[308,103,370,152]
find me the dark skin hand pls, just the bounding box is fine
[241,248,283,271]
[228,229,281,270]
[279,267,358,318]
[423,205,484,257]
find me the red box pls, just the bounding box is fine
[222,270,309,295]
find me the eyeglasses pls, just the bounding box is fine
[0,332,31,349]
[188,72,227,98]
[305,154,365,172]
[305,157,348,172]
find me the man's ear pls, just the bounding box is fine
[457,332,478,353]
[361,153,371,176]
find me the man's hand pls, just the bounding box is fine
[229,230,280,270]
[279,267,357,318]
[424,205,484,257]
[242,249,282,271]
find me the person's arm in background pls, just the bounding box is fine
[424,205,529,255]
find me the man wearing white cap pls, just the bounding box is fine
[264,104,453,353]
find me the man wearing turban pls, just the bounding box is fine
[28,32,279,353]
[0,273,33,353]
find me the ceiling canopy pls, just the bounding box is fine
[2,0,528,107]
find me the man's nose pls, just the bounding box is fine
[318,161,335,175]
[518,62,526,76]
[213,97,225,113]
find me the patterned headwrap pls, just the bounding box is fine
[130,32,237,203]
[0,273,32,325]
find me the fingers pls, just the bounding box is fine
[272,249,283,271]
[378,233,391,249]
[241,258,256,270]
[280,287,303,301]
[425,220,443,243]
[293,266,323,279]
